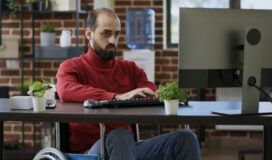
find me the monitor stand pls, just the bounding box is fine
[212,27,272,116]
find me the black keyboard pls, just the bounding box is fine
[83,98,164,109]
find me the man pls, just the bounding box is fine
[56,8,200,160]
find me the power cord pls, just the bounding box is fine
[247,76,272,103]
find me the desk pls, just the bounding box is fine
[0,98,272,159]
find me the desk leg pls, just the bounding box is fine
[0,121,3,160]
[99,123,106,160]
[263,125,272,160]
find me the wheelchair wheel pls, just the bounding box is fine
[33,147,67,160]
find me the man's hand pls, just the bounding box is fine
[115,88,155,100]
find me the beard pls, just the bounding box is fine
[92,40,117,60]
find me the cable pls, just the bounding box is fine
[247,76,272,103]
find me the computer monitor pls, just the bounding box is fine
[178,8,272,115]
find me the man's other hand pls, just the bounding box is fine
[115,88,155,100]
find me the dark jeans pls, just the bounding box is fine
[86,128,200,160]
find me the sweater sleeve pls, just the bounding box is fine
[56,60,115,102]
[132,62,157,92]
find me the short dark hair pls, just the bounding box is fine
[85,8,119,30]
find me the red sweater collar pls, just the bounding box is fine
[84,47,115,69]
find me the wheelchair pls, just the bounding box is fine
[33,147,101,160]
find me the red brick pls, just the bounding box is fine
[154,43,163,49]
[155,29,163,35]
[4,125,12,132]
[156,58,170,65]
[162,66,178,72]
[2,22,19,28]
[23,61,31,68]
[11,78,21,84]
[36,62,52,69]
[172,73,178,79]
[155,22,163,28]
[2,30,10,35]
[43,70,57,76]
[0,61,6,68]
[53,61,62,68]
[133,1,151,6]
[35,14,54,20]
[53,13,73,20]
[162,50,178,57]
[12,30,30,36]
[116,0,131,6]
[155,73,171,79]
[14,125,33,132]
[23,70,41,76]
[155,66,160,72]
[154,0,163,6]
[115,8,126,14]
[4,133,21,141]
[1,69,19,76]
[24,22,40,28]
[171,58,178,64]
[35,77,51,82]
[153,7,163,14]
[0,77,10,83]
[64,21,84,27]
[155,15,163,21]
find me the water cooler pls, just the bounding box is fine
[123,8,155,82]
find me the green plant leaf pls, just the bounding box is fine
[155,81,188,102]
[27,80,52,98]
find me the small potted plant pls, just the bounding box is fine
[156,81,188,115]
[26,0,39,11]
[6,0,19,15]
[27,80,51,112]
[40,24,55,47]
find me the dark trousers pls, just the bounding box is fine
[86,128,200,160]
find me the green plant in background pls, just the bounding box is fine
[25,0,38,3]
[6,0,19,14]
[27,80,52,98]
[41,24,55,32]
[156,81,188,102]
[17,80,31,95]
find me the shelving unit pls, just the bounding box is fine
[0,0,88,83]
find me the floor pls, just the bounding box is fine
[201,137,262,160]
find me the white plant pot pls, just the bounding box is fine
[164,100,179,115]
[32,97,46,112]
[40,32,56,47]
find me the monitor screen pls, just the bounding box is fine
[178,8,272,114]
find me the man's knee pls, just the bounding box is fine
[172,130,198,144]
[107,128,134,144]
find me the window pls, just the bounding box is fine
[166,0,230,48]
[241,0,272,9]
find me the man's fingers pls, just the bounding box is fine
[141,88,155,96]
[136,91,147,98]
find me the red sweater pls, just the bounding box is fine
[56,47,156,152]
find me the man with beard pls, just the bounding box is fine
[56,8,200,160]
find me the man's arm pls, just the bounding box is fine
[114,62,157,100]
[56,61,115,102]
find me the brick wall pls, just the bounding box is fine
[0,0,261,150]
